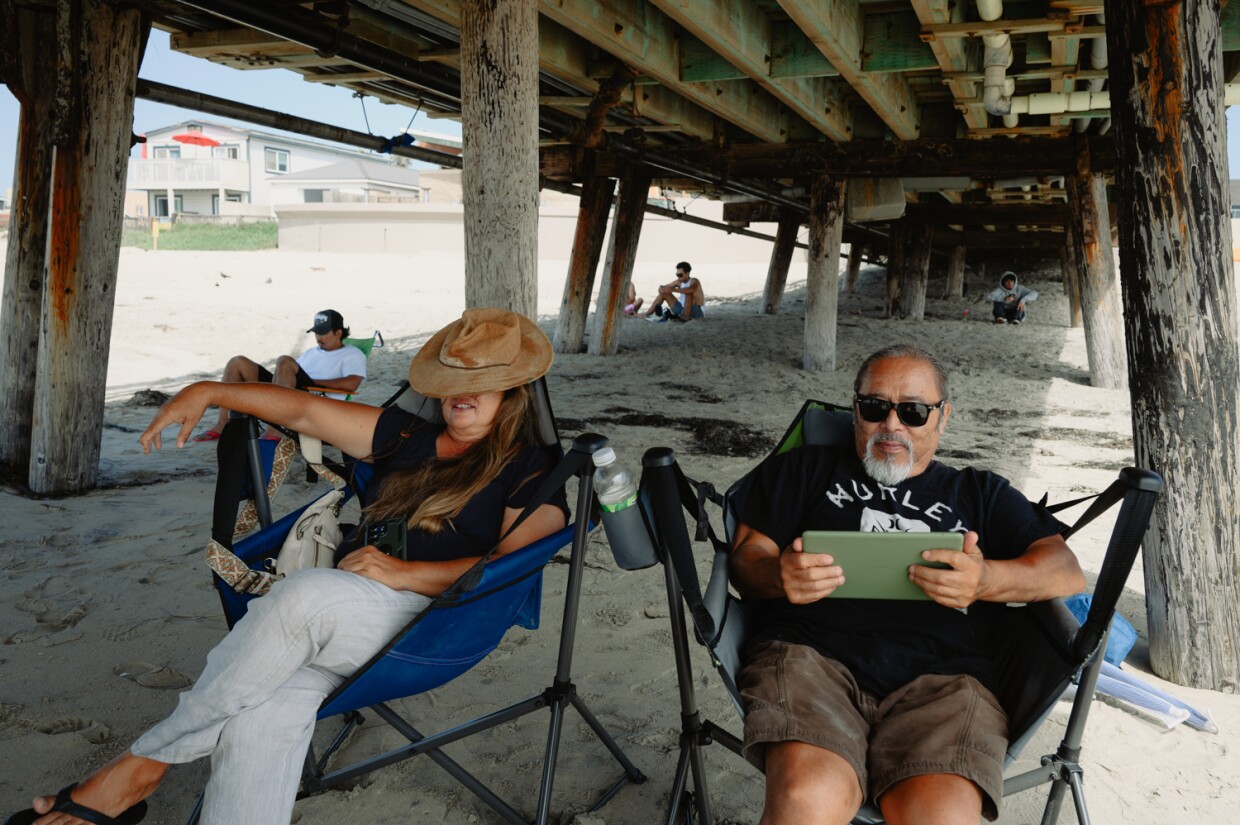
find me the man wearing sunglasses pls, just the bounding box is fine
[729,344,1084,825]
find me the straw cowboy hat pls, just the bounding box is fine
[409,308,553,398]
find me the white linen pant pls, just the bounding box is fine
[130,568,432,825]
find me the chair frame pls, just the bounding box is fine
[194,385,645,823]
[288,440,646,825]
[637,404,1162,825]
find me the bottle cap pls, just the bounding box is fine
[592,447,616,467]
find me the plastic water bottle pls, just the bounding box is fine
[593,447,658,570]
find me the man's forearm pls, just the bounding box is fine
[730,543,785,600]
[978,538,1084,603]
[311,375,363,392]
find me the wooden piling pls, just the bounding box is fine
[1066,139,1127,389]
[884,226,905,319]
[1105,0,1240,690]
[27,0,148,493]
[944,245,966,300]
[1060,241,1083,328]
[761,214,800,314]
[460,0,539,316]
[899,221,934,321]
[803,174,845,372]
[0,5,55,472]
[553,162,616,353]
[589,164,650,356]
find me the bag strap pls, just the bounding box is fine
[232,444,346,540]
[206,538,279,596]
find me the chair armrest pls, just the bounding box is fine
[1026,598,1081,659]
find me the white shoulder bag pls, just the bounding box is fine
[273,487,344,576]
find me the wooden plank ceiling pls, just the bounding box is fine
[138,0,1240,245]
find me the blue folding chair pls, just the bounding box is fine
[637,400,1163,825]
[190,380,645,824]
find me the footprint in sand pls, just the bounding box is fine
[17,582,93,630]
[113,661,193,690]
[36,716,114,744]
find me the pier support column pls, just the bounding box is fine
[461,0,539,315]
[803,174,845,372]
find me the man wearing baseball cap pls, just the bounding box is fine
[192,309,367,442]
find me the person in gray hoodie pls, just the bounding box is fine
[985,271,1038,325]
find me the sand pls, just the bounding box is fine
[1,245,1237,824]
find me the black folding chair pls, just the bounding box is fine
[638,399,1163,825]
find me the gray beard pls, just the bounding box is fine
[862,432,915,486]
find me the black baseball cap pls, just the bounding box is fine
[308,309,344,334]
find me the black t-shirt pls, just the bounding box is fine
[334,407,569,564]
[740,445,1066,697]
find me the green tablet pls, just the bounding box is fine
[801,530,964,600]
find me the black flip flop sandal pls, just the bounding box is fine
[5,785,147,825]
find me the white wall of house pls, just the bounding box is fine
[245,139,379,206]
[143,124,247,163]
[269,181,422,205]
[129,122,385,215]
[275,201,793,270]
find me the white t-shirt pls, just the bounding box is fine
[297,344,367,399]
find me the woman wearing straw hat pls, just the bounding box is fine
[8,309,567,825]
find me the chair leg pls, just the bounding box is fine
[534,690,568,825]
[669,729,716,825]
[665,744,696,825]
[533,685,648,825]
[1067,769,1091,825]
[567,691,647,786]
[183,792,204,825]
[529,465,649,825]
[314,711,364,774]
[1040,777,1068,825]
[687,734,714,824]
[371,703,530,825]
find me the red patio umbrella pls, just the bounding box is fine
[171,133,220,147]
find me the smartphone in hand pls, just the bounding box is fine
[367,517,408,561]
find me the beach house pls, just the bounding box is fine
[125,119,431,218]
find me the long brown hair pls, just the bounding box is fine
[363,384,540,534]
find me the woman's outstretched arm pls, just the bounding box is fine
[139,381,382,460]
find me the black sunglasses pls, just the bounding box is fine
[854,395,946,428]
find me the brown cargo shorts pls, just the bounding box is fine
[738,640,1009,820]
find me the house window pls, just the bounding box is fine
[1232,205,1240,219]
[154,195,183,217]
[265,147,290,174]
[153,145,181,159]
[303,189,326,203]
[212,145,240,160]
[212,194,245,214]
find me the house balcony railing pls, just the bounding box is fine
[127,158,250,191]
